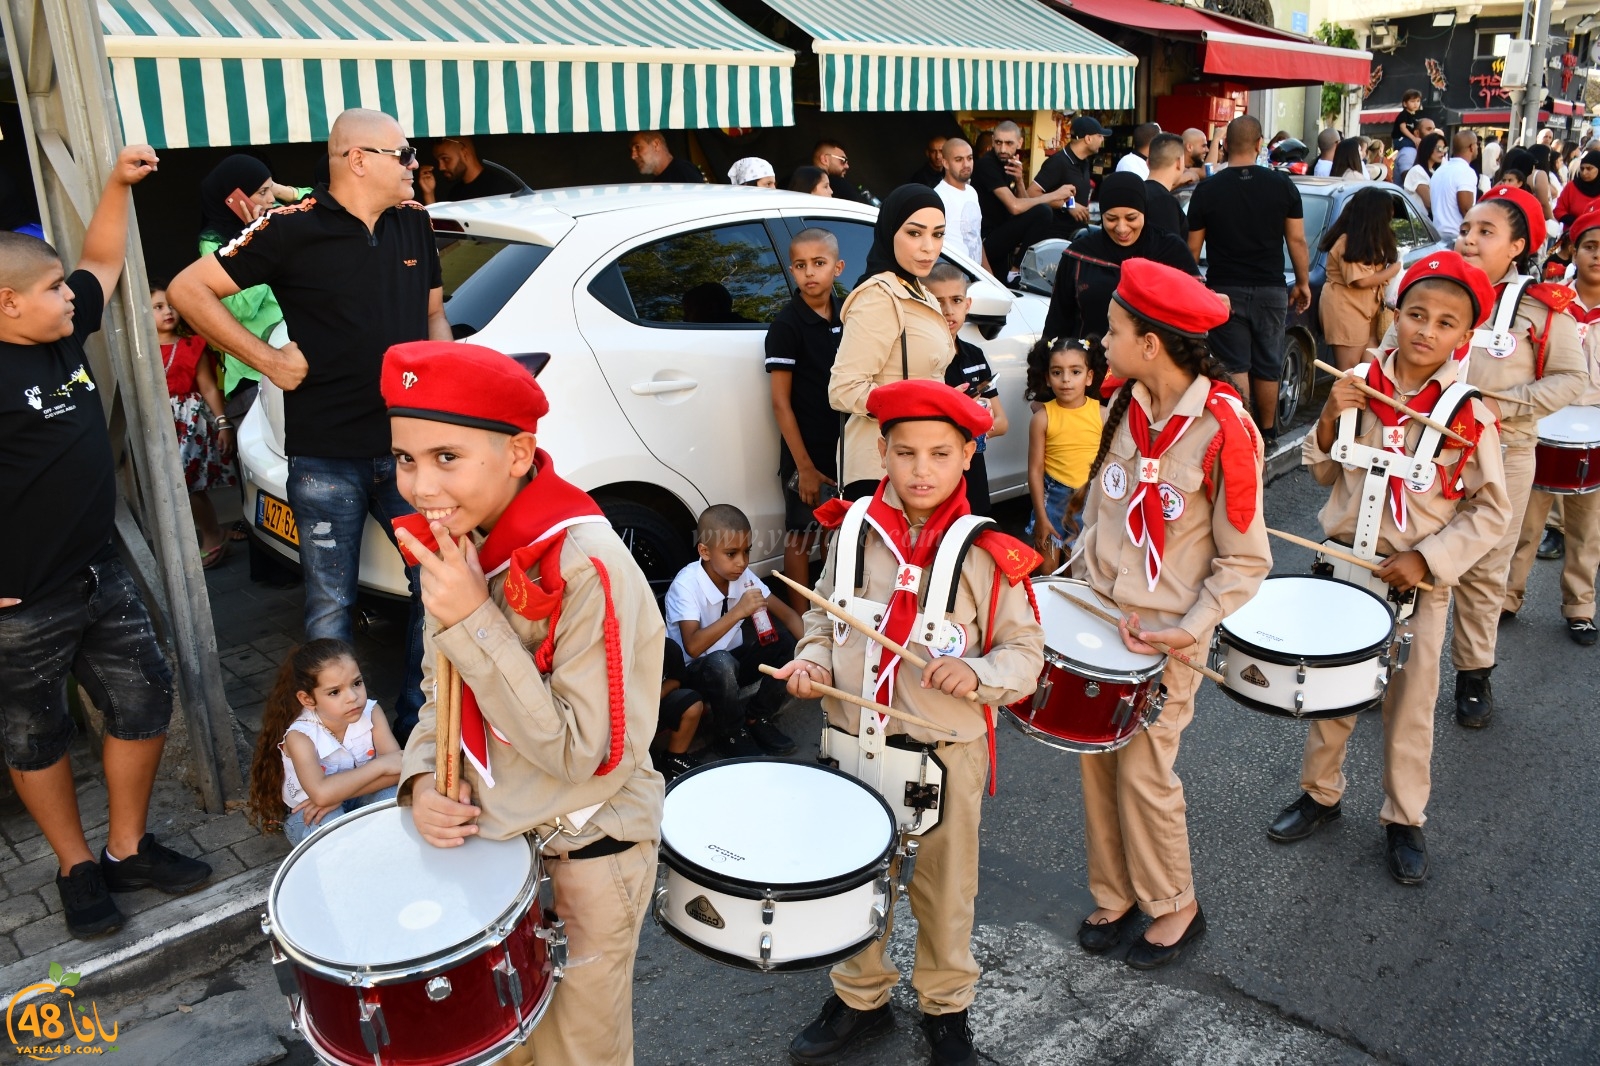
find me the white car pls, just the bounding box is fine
[238,185,1049,597]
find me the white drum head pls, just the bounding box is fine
[663,762,892,886]
[1537,406,1600,445]
[1033,578,1165,675]
[273,803,532,967]
[1222,576,1392,655]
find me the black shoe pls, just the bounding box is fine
[1454,667,1494,728]
[1077,907,1139,955]
[1126,906,1206,970]
[789,994,893,1065]
[1261,427,1280,451]
[921,1009,976,1066]
[747,717,797,756]
[1499,609,1517,626]
[716,728,765,758]
[659,751,699,781]
[1267,792,1343,843]
[101,834,211,896]
[56,862,125,939]
[1570,619,1599,647]
[1537,528,1565,559]
[1385,824,1429,884]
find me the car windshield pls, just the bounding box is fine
[435,235,551,339]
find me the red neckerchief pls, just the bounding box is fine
[1123,389,1198,591]
[395,451,621,787]
[864,478,970,707]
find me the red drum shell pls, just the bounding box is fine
[1533,440,1600,494]
[1005,655,1164,753]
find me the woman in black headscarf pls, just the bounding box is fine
[828,184,955,497]
[1041,172,1198,347]
[1554,150,1600,224]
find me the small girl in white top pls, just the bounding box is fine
[247,639,402,845]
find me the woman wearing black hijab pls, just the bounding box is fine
[1042,172,1198,347]
[1554,150,1600,224]
[828,184,955,497]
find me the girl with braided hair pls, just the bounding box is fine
[1069,259,1271,969]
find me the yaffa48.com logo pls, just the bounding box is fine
[7,962,118,1060]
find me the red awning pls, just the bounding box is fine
[1553,100,1586,117]
[1456,109,1551,126]
[1062,0,1372,87]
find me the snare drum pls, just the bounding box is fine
[264,801,561,1066]
[1211,575,1397,720]
[655,759,901,972]
[1533,405,1600,494]
[1003,578,1168,754]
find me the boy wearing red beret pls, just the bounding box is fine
[382,341,664,1066]
[774,378,1045,1066]
[1268,252,1511,884]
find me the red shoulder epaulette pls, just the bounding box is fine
[812,496,852,530]
[974,530,1042,585]
[1525,282,1577,316]
[1202,380,1260,533]
[1099,374,1126,401]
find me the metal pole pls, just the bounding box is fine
[1523,0,1554,145]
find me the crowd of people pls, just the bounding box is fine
[2,92,1599,1066]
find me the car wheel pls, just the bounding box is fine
[596,498,693,599]
[1277,332,1313,429]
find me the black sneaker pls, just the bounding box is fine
[789,994,893,1064]
[1454,667,1494,728]
[921,1009,977,1066]
[102,834,212,896]
[1537,528,1565,560]
[747,717,797,756]
[1570,619,1599,647]
[659,751,699,781]
[56,862,124,939]
[716,728,765,758]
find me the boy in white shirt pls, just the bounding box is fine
[664,505,805,756]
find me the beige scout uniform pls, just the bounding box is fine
[1504,295,1600,621]
[1299,355,1511,827]
[829,274,955,489]
[793,484,1043,1015]
[399,521,665,1066]
[1074,376,1271,917]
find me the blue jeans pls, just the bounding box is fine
[681,628,796,740]
[1026,474,1080,549]
[285,456,423,733]
[283,784,398,846]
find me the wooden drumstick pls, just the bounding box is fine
[769,570,981,703]
[1476,387,1534,406]
[1315,359,1472,446]
[1266,527,1436,593]
[1047,584,1228,684]
[757,664,959,737]
[435,654,462,797]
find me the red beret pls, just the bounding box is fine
[865,379,992,440]
[1396,250,1496,328]
[1570,208,1600,246]
[1113,257,1230,338]
[1479,185,1547,252]
[382,341,548,435]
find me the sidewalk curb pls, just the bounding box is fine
[0,863,273,1009]
[1264,425,1310,484]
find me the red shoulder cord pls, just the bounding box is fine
[1532,307,1555,380]
[533,557,628,777]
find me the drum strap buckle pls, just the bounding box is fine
[536,918,569,981]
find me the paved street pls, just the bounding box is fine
[78,468,1600,1065]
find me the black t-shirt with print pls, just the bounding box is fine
[0,270,115,603]
[764,294,843,479]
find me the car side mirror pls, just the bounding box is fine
[965,278,1014,340]
[509,352,551,377]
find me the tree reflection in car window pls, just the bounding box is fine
[616,223,789,325]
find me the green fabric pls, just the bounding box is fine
[198,233,275,395]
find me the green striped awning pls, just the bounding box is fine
[760,0,1134,112]
[99,0,795,149]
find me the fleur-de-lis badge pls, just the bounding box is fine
[402,371,418,388]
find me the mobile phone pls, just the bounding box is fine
[224,188,255,224]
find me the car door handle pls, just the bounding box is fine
[631,379,698,395]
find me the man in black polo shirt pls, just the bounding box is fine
[418,136,525,203]
[972,120,1072,276]
[1,147,212,939]
[171,108,448,740]
[629,132,705,183]
[1031,115,1103,238]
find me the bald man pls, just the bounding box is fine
[1430,130,1480,236]
[169,108,448,738]
[1176,128,1218,187]
[630,131,704,183]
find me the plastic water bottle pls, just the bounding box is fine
[746,577,779,645]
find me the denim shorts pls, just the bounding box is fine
[1209,284,1289,381]
[0,547,174,771]
[283,785,398,846]
[1026,474,1080,549]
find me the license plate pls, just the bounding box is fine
[256,490,300,548]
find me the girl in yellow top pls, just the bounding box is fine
[1027,338,1101,555]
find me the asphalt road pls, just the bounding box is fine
[99,469,1599,1066]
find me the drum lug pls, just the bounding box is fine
[259,913,272,937]
[269,941,298,999]
[538,869,555,913]
[1083,680,1100,698]
[1206,634,1226,676]
[1110,693,1134,731]
[425,975,452,1002]
[871,900,889,939]
[1396,630,1412,668]
[493,950,525,1011]
[759,932,774,970]
[1031,677,1052,714]
[762,897,776,927]
[897,838,919,894]
[1294,691,1306,716]
[1295,662,1307,685]
[1146,685,1168,726]
[537,917,569,981]
[358,997,389,1055]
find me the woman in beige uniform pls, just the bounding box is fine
[1070,259,1271,968]
[830,184,956,499]
[1443,187,1589,724]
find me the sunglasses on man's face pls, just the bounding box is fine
[345,145,418,166]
